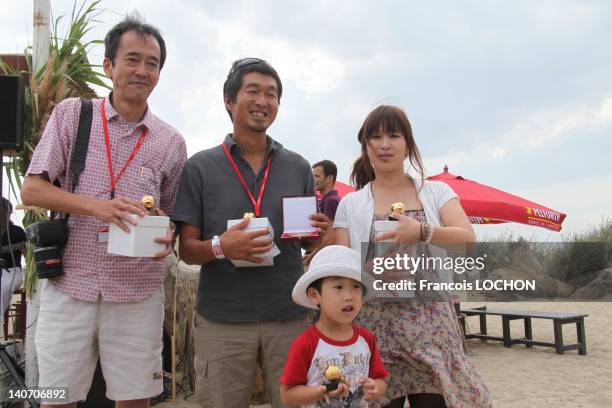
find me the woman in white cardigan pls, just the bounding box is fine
[334,105,491,408]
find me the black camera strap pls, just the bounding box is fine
[52,98,93,223]
[71,98,93,192]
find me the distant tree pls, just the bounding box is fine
[1,0,110,295]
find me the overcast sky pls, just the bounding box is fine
[2,0,611,240]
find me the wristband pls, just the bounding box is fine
[212,235,225,259]
[420,222,428,242]
[425,223,434,244]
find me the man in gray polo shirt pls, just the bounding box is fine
[173,58,330,408]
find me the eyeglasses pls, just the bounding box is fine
[229,57,267,76]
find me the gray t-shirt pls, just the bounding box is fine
[172,134,315,323]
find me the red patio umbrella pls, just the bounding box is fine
[427,166,566,231]
[316,181,355,199]
[334,181,355,198]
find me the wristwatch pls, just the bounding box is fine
[211,235,225,259]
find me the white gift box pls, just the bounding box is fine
[226,217,280,267]
[281,196,318,240]
[371,220,415,298]
[373,220,397,242]
[107,214,169,257]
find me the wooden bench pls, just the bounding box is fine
[460,306,587,355]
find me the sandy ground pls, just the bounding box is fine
[463,301,612,408]
[156,302,611,408]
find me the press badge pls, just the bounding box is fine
[98,224,109,243]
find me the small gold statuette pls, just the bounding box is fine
[321,365,345,402]
[324,365,342,382]
[140,195,157,216]
[389,202,406,220]
[243,212,256,220]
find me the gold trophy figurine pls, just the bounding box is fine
[140,195,158,216]
[389,202,406,220]
[321,365,345,403]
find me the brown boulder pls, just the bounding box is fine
[572,268,612,300]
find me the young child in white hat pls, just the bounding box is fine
[279,245,388,407]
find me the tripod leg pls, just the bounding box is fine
[0,347,40,408]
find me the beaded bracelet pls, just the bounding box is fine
[420,222,434,243]
[420,222,428,242]
[425,223,434,244]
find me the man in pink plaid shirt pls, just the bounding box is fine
[21,15,186,407]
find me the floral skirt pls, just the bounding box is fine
[355,300,492,408]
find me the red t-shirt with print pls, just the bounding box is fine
[280,324,388,407]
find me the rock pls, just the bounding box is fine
[567,270,601,289]
[483,267,574,300]
[572,268,612,300]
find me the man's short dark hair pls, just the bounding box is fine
[104,15,167,69]
[312,160,337,184]
[223,58,283,120]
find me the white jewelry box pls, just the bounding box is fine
[281,196,318,240]
[107,214,169,257]
[226,217,280,267]
[372,220,397,243]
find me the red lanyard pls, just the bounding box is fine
[221,143,273,217]
[101,98,148,199]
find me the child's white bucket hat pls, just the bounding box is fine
[292,245,362,309]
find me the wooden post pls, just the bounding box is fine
[172,260,178,402]
[33,0,51,75]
